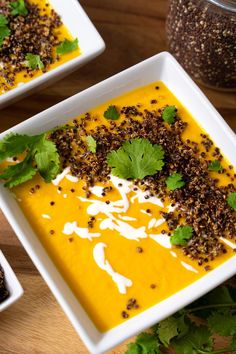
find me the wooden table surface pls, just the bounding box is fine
[0,1,235,353]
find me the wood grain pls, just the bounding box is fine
[0,0,235,353]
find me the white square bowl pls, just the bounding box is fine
[0,0,105,109]
[0,52,236,353]
[0,250,23,312]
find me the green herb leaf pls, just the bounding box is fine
[157,315,189,347]
[125,343,142,354]
[208,160,222,172]
[162,105,177,124]
[208,309,236,336]
[231,336,236,352]
[126,333,161,354]
[172,325,213,354]
[10,0,28,16]
[0,133,60,187]
[86,135,97,153]
[26,53,44,70]
[227,192,236,211]
[0,157,37,188]
[107,138,165,179]
[56,38,78,55]
[166,172,185,190]
[0,15,11,48]
[104,105,120,120]
[0,133,37,161]
[170,226,193,246]
[0,14,8,26]
[33,135,60,182]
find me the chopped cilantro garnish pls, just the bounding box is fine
[107,138,165,179]
[56,38,78,55]
[86,135,97,153]
[162,105,177,124]
[208,159,222,172]
[0,133,60,187]
[0,15,11,48]
[170,225,193,246]
[104,105,120,120]
[166,172,185,190]
[10,0,28,16]
[227,192,236,211]
[25,53,44,70]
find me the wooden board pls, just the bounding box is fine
[0,0,235,353]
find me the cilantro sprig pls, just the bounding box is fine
[25,53,44,70]
[56,38,78,55]
[10,0,28,16]
[104,105,120,120]
[170,225,193,246]
[0,133,60,188]
[86,135,97,153]
[162,105,177,124]
[227,192,236,211]
[0,15,11,48]
[208,160,222,172]
[166,172,185,191]
[107,138,165,179]
[126,285,236,354]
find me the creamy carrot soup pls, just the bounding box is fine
[0,0,80,94]
[1,82,236,332]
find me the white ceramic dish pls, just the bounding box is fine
[0,52,236,353]
[0,0,105,109]
[0,250,23,312]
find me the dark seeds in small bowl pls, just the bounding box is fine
[0,265,9,304]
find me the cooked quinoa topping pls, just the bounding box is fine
[49,102,236,264]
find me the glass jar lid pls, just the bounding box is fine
[207,0,236,13]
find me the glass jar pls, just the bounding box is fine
[166,0,236,91]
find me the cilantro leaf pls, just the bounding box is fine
[86,135,97,153]
[56,38,78,55]
[126,333,161,354]
[33,136,60,182]
[166,172,185,190]
[103,105,120,120]
[162,105,177,124]
[231,335,236,352]
[0,133,37,161]
[136,333,161,354]
[107,138,165,179]
[10,0,28,16]
[208,310,236,336]
[0,14,8,26]
[208,160,222,172]
[157,315,189,347]
[0,157,37,188]
[0,133,60,187]
[126,343,142,354]
[227,192,236,211]
[0,15,11,48]
[26,53,44,70]
[170,226,193,246]
[172,325,213,354]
